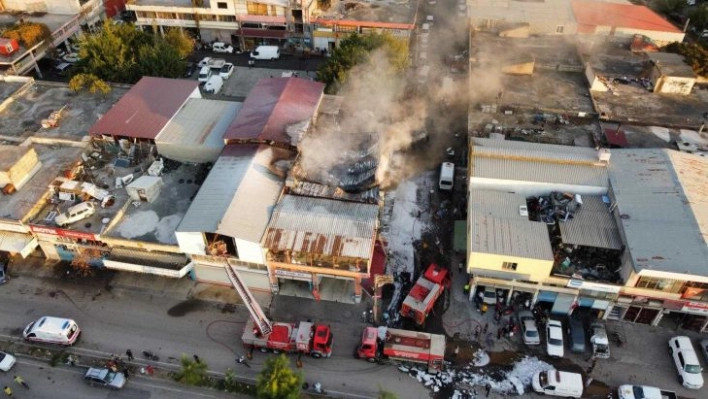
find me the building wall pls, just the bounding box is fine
[235,238,266,265]
[468,251,553,282]
[0,147,39,188]
[654,75,695,95]
[104,0,127,18]
[585,62,608,92]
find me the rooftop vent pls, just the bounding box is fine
[598,148,611,163]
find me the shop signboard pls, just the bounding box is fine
[28,225,97,241]
[681,301,708,315]
[275,269,311,281]
[567,279,620,294]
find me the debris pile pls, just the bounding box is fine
[404,355,553,397]
[527,191,582,224]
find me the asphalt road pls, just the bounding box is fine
[2,356,244,399]
[188,49,326,73]
[0,274,429,399]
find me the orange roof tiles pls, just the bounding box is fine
[571,0,682,34]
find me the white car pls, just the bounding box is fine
[669,336,704,389]
[519,310,540,345]
[546,319,564,358]
[62,52,80,63]
[219,62,234,79]
[211,42,234,54]
[0,352,16,371]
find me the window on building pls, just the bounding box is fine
[681,281,708,301]
[502,262,518,271]
[217,1,228,8]
[247,3,269,16]
[636,276,683,293]
[555,25,564,34]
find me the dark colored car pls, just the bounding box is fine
[567,318,586,354]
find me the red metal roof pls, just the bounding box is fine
[223,77,324,144]
[89,77,198,140]
[604,128,628,148]
[571,0,682,34]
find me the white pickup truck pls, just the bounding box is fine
[617,385,677,399]
[197,57,226,70]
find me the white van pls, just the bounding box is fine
[439,162,454,191]
[250,45,280,60]
[532,370,583,398]
[55,202,96,227]
[198,66,212,83]
[203,75,223,94]
[23,316,81,346]
[421,23,430,33]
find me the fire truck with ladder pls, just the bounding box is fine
[224,263,333,358]
[356,326,446,373]
[400,264,450,325]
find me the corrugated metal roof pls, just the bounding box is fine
[609,149,708,276]
[156,98,240,146]
[89,77,199,139]
[263,195,379,258]
[572,0,682,34]
[471,213,554,260]
[469,190,554,260]
[558,195,622,250]
[470,138,610,189]
[177,145,260,234]
[216,145,293,242]
[472,157,609,187]
[223,77,324,144]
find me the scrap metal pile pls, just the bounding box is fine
[526,192,582,225]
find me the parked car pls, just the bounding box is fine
[219,62,234,79]
[84,367,126,389]
[211,41,234,54]
[617,384,677,399]
[546,319,564,358]
[62,53,80,63]
[518,310,540,345]
[668,336,703,389]
[0,352,16,372]
[0,261,7,285]
[481,289,497,305]
[590,322,610,359]
[55,202,96,227]
[532,370,583,398]
[567,318,586,354]
[699,339,708,365]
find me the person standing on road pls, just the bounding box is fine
[126,349,134,361]
[3,386,12,398]
[485,383,491,397]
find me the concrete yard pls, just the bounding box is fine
[0,81,127,138]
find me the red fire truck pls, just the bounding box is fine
[356,326,446,373]
[400,264,450,325]
[225,263,333,358]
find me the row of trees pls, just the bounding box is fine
[175,353,397,399]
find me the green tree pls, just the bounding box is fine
[1,22,52,47]
[255,354,303,399]
[173,354,209,386]
[69,73,111,95]
[316,32,410,94]
[690,6,708,31]
[75,20,186,84]
[164,28,194,59]
[656,0,686,14]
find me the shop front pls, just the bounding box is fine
[658,300,708,332]
[606,295,664,325]
[567,279,620,319]
[28,225,105,261]
[269,265,364,304]
[191,255,271,291]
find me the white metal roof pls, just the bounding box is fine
[471,139,610,189]
[558,195,623,250]
[609,149,708,276]
[177,145,259,234]
[469,191,554,260]
[263,194,379,258]
[177,145,291,244]
[216,146,292,243]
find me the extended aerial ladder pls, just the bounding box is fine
[225,260,273,337]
